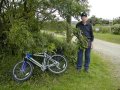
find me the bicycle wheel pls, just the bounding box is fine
[13,61,33,81]
[47,55,67,74]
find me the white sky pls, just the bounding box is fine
[89,0,120,20]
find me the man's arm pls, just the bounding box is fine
[90,25,94,42]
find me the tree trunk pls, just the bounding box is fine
[66,15,72,43]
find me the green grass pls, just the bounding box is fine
[0,51,119,90]
[94,33,120,44]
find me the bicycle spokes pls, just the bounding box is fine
[48,55,67,74]
[13,61,33,81]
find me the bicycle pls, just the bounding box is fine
[12,51,67,82]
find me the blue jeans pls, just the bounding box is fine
[77,41,91,70]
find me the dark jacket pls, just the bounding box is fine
[76,21,94,42]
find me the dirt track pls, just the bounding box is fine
[93,39,120,83]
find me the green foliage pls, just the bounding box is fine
[33,32,58,53]
[49,0,89,42]
[28,17,39,32]
[8,21,77,64]
[72,28,88,49]
[63,42,77,64]
[93,25,120,35]
[50,0,89,20]
[42,21,67,32]
[0,0,89,52]
[100,26,110,33]
[111,24,120,35]
[49,38,78,64]
[8,19,35,53]
[89,15,109,26]
[93,26,110,33]
[113,17,120,25]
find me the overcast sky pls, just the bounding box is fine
[89,0,120,20]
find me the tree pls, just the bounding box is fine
[113,17,120,25]
[89,15,109,26]
[0,0,89,54]
[50,0,89,43]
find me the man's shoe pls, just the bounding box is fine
[77,68,81,72]
[84,69,89,73]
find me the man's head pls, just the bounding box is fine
[80,12,88,23]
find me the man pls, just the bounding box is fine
[76,12,94,73]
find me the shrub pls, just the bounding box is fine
[8,21,77,64]
[93,26,110,33]
[111,24,120,35]
[100,26,110,33]
[8,19,35,54]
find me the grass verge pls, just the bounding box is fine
[94,33,120,44]
[0,51,118,90]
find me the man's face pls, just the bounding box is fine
[81,16,88,23]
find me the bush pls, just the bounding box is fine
[100,26,110,33]
[8,18,58,55]
[93,26,110,33]
[8,20,77,64]
[8,19,35,54]
[53,39,77,64]
[111,24,120,35]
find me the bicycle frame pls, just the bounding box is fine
[22,52,52,71]
[13,51,67,82]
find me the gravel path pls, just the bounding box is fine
[93,39,120,83]
[93,39,120,62]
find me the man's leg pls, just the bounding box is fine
[77,49,83,69]
[84,41,91,71]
